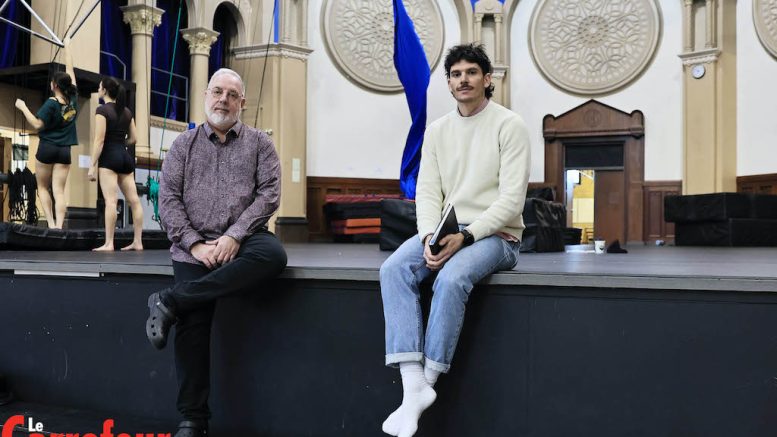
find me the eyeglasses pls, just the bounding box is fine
[207,88,243,101]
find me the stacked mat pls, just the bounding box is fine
[378,197,578,252]
[324,194,402,243]
[665,193,777,246]
[0,222,172,250]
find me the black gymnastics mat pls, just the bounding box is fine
[0,222,170,251]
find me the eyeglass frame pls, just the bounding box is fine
[206,87,244,101]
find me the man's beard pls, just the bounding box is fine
[205,105,240,129]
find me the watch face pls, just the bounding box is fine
[692,64,706,79]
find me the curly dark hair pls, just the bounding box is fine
[443,43,495,99]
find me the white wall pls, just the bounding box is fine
[306,0,461,179]
[737,0,777,176]
[510,0,684,182]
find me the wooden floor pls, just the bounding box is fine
[1,243,776,292]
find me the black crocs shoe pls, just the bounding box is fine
[146,292,177,350]
[174,421,208,437]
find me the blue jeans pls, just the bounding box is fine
[381,232,520,373]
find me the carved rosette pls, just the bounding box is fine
[321,0,444,93]
[529,0,661,95]
[121,4,163,36]
[754,0,777,58]
[182,28,220,56]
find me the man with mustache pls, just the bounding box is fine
[146,68,287,437]
[380,44,531,437]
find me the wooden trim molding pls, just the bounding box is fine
[307,177,403,241]
[643,180,682,244]
[737,174,777,195]
[543,99,646,243]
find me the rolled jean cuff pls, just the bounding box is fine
[385,352,424,368]
[424,357,450,373]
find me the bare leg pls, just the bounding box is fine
[51,163,70,229]
[34,160,56,228]
[118,172,144,251]
[94,168,118,251]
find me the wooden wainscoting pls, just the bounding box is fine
[737,174,777,195]
[643,181,682,244]
[307,177,402,241]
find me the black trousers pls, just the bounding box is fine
[166,231,287,423]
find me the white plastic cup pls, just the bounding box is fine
[594,239,606,254]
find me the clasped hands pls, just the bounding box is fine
[423,232,465,271]
[191,235,240,269]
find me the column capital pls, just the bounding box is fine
[181,28,220,56]
[474,13,484,23]
[121,4,163,36]
[494,14,503,24]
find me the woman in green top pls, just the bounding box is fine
[15,37,77,229]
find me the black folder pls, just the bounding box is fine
[428,203,459,255]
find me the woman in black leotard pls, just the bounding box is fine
[88,76,144,251]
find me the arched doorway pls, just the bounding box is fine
[543,100,645,245]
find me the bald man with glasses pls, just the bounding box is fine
[146,68,287,437]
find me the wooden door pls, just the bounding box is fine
[594,170,626,245]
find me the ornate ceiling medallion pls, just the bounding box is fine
[321,0,444,93]
[529,0,662,95]
[754,0,777,58]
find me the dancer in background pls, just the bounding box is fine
[88,76,143,251]
[14,37,77,229]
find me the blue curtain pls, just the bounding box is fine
[0,1,30,68]
[273,0,279,43]
[470,0,504,8]
[151,0,189,122]
[393,0,430,200]
[208,34,224,79]
[100,0,132,80]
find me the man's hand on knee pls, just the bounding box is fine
[208,235,240,265]
[191,242,218,269]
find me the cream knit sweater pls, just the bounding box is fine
[416,100,531,242]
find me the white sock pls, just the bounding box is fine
[382,362,437,437]
[424,364,441,387]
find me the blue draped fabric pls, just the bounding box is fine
[208,33,224,79]
[100,0,132,80]
[273,0,279,43]
[393,0,430,200]
[0,1,23,68]
[151,0,189,122]
[470,0,505,8]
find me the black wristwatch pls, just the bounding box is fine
[460,229,474,247]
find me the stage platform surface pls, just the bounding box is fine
[3,243,777,436]
[1,243,776,292]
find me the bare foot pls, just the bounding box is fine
[93,244,114,252]
[120,241,144,251]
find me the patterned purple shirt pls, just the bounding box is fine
[159,120,281,265]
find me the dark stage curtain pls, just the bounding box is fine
[0,1,30,68]
[151,0,189,122]
[100,0,132,80]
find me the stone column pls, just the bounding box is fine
[494,14,503,64]
[682,0,694,52]
[474,13,484,42]
[679,0,736,194]
[231,43,313,242]
[121,2,163,159]
[181,28,219,125]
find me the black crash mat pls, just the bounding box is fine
[95,228,172,250]
[379,199,417,251]
[750,194,777,219]
[0,222,97,250]
[520,225,565,253]
[523,198,566,227]
[675,218,777,247]
[665,193,751,223]
[0,223,171,250]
